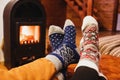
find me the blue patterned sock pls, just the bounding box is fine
[46,19,80,71]
[49,25,64,51]
[49,25,67,80]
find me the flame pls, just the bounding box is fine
[20,25,40,44]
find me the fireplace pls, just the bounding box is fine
[3,0,46,69]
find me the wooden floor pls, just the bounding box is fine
[45,27,120,54]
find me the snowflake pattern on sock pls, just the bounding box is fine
[46,20,80,72]
[52,44,79,68]
[49,33,64,51]
[63,25,76,49]
[52,25,79,68]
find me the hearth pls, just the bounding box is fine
[3,0,46,69]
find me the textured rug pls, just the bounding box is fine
[99,35,120,57]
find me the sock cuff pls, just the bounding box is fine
[75,59,99,73]
[45,55,62,71]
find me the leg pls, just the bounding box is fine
[48,19,80,80]
[48,25,65,80]
[71,66,100,80]
[0,58,56,80]
[46,19,80,80]
[71,16,107,80]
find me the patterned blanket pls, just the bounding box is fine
[99,35,120,57]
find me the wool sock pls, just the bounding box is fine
[49,25,66,80]
[46,19,79,72]
[75,16,107,80]
[76,16,99,70]
[49,25,64,51]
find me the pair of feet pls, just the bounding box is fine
[46,16,101,79]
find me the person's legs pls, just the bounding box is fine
[70,16,107,80]
[46,19,79,80]
[0,58,56,80]
[48,25,66,80]
[46,18,80,73]
[48,20,80,80]
[71,66,100,80]
[71,66,106,80]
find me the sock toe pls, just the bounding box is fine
[49,25,64,51]
[63,19,76,48]
[46,20,80,71]
[63,19,75,30]
[49,25,64,36]
[81,16,98,32]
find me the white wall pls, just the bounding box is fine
[0,0,10,43]
[0,0,10,62]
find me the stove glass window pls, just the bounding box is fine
[19,25,40,44]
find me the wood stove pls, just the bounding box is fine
[3,0,46,69]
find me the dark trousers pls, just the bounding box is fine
[70,66,106,80]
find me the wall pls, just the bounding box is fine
[116,0,120,31]
[94,0,117,31]
[64,0,118,31]
[0,0,10,62]
[118,0,120,13]
[66,6,82,28]
[0,0,10,43]
[41,0,67,28]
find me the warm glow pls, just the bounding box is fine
[20,25,40,44]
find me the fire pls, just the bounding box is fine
[20,25,40,44]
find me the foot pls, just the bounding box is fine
[46,19,79,71]
[49,25,64,51]
[49,25,66,80]
[75,16,99,71]
[80,16,99,65]
[76,16,107,80]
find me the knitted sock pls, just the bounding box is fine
[49,25,64,51]
[46,19,79,72]
[49,25,66,80]
[75,16,107,80]
[76,16,99,71]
